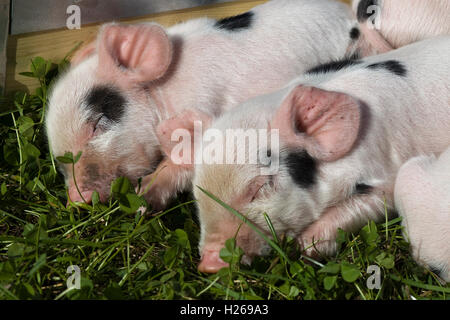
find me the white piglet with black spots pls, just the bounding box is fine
[46,0,372,209]
[352,0,450,53]
[194,37,450,273]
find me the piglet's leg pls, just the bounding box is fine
[298,191,393,258]
[138,158,193,211]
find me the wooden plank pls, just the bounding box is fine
[5,0,351,94]
[10,0,237,35]
[0,0,10,94]
[5,0,268,93]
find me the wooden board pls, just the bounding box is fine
[0,0,10,94]
[5,0,351,94]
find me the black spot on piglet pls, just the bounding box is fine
[367,60,407,77]
[86,86,126,123]
[215,11,254,31]
[285,150,317,188]
[306,54,362,75]
[350,27,360,40]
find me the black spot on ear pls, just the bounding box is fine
[355,183,373,195]
[86,86,126,123]
[350,27,360,40]
[357,0,379,22]
[367,60,407,77]
[306,54,362,75]
[284,150,317,188]
[215,11,254,31]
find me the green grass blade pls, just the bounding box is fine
[389,274,450,294]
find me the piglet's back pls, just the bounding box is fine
[312,36,450,157]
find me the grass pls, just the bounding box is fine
[0,56,449,300]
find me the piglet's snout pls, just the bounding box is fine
[198,250,229,273]
[68,188,93,204]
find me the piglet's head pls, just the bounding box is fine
[194,85,360,273]
[46,23,173,204]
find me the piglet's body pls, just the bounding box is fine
[194,36,450,273]
[46,0,366,209]
[353,0,450,53]
[395,147,450,283]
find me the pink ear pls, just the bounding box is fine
[156,110,212,167]
[71,41,97,66]
[357,23,394,56]
[97,23,172,83]
[272,86,360,162]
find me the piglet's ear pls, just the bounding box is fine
[97,23,172,83]
[156,110,212,168]
[272,86,360,162]
[71,41,97,66]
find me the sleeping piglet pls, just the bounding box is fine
[395,146,450,283]
[46,0,373,209]
[352,0,450,53]
[193,36,450,273]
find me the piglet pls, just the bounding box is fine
[395,147,450,283]
[353,0,450,53]
[194,36,450,273]
[45,0,382,210]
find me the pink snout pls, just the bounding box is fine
[198,250,229,273]
[68,188,93,204]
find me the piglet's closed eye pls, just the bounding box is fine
[271,86,361,162]
[244,175,271,203]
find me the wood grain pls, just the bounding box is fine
[5,0,351,93]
